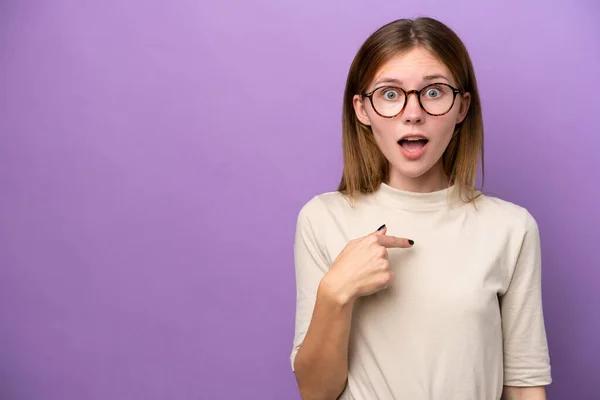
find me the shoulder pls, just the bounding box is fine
[294,190,363,244]
[296,190,356,222]
[475,193,539,235]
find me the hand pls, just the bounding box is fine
[320,224,414,304]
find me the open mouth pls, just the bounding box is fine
[397,138,429,153]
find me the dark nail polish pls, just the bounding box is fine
[408,240,414,245]
[377,224,386,231]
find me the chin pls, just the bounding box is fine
[391,162,434,179]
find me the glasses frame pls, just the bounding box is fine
[361,82,464,118]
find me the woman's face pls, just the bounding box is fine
[353,47,471,188]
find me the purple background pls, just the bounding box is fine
[1,1,598,399]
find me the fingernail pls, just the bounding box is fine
[377,224,386,231]
[408,239,414,245]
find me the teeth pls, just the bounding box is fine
[403,137,425,141]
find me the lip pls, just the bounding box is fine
[397,134,429,160]
[398,133,429,141]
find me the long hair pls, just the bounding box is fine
[337,17,484,205]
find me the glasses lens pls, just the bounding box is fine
[419,84,454,115]
[371,84,456,116]
[372,87,406,117]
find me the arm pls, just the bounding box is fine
[500,211,552,391]
[293,278,354,400]
[290,201,409,400]
[502,386,546,400]
[290,202,351,400]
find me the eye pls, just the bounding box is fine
[382,89,400,100]
[423,86,443,99]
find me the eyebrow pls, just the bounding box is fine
[373,74,450,87]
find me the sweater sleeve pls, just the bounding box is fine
[500,212,552,386]
[290,198,331,372]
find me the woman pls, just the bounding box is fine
[290,17,552,400]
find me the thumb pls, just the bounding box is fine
[375,224,387,235]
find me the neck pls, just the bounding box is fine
[386,161,450,193]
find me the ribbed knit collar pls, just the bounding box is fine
[373,182,464,211]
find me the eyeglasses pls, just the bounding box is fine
[362,83,464,118]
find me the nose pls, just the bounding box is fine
[401,91,424,124]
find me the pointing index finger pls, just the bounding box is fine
[378,234,414,249]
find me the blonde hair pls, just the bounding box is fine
[337,17,484,205]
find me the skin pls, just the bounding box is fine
[353,46,547,399]
[353,46,470,193]
[502,386,547,400]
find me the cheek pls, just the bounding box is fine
[429,116,457,141]
[370,119,397,141]
[370,122,399,152]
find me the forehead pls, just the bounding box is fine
[372,47,454,85]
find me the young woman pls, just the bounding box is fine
[290,17,552,400]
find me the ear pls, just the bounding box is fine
[353,94,372,126]
[456,92,471,124]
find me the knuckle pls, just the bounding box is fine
[378,259,389,271]
[387,271,395,282]
[380,271,394,285]
[368,235,379,245]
